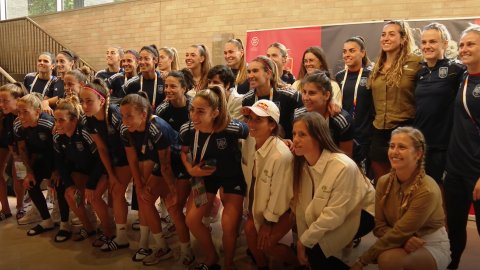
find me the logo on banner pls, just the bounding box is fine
[217,138,227,149]
[473,85,480,98]
[360,77,368,86]
[251,37,259,46]
[76,141,84,151]
[439,67,448,78]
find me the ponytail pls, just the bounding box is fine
[167,68,196,94]
[56,94,83,120]
[194,85,231,132]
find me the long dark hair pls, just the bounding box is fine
[292,112,342,213]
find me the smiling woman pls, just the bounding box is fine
[95,46,124,81]
[23,52,57,95]
[107,48,140,99]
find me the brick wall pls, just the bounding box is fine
[6,0,27,19]
[30,0,480,71]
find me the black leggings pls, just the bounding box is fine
[26,157,51,220]
[55,181,70,223]
[444,171,480,269]
[305,210,375,270]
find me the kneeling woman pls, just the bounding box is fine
[241,100,303,270]
[120,93,179,265]
[292,112,375,270]
[53,96,105,242]
[16,93,55,235]
[355,127,450,270]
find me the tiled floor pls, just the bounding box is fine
[0,196,479,270]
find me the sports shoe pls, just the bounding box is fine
[132,247,152,262]
[71,204,97,225]
[18,204,42,225]
[142,246,172,266]
[132,219,140,230]
[161,215,172,224]
[163,222,177,238]
[23,192,32,207]
[170,252,196,270]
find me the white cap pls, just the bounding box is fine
[240,100,280,124]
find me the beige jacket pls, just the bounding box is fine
[296,150,375,257]
[241,136,294,231]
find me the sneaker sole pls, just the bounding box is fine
[142,251,173,266]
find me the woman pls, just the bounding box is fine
[354,127,450,270]
[179,86,248,270]
[79,79,131,251]
[367,20,423,182]
[157,46,180,79]
[186,44,212,97]
[42,50,91,114]
[107,49,139,99]
[241,100,304,270]
[414,23,466,190]
[52,95,105,242]
[16,93,55,235]
[292,47,342,104]
[267,43,295,85]
[443,24,480,270]
[292,112,375,270]
[155,68,197,268]
[24,52,56,96]
[224,39,250,95]
[0,83,28,221]
[335,37,375,168]
[119,93,179,265]
[295,71,354,157]
[124,45,165,110]
[95,46,124,81]
[242,56,303,140]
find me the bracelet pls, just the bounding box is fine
[356,257,367,267]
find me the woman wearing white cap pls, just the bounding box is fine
[241,100,305,270]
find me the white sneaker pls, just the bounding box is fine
[18,204,42,225]
[51,200,61,223]
[23,192,32,208]
[170,252,196,270]
[163,222,177,238]
[71,204,97,225]
[142,246,172,266]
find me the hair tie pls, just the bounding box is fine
[255,59,272,72]
[83,87,105,100]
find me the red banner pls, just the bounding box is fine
[246,27,322,76]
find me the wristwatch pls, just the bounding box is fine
[356,257,367,267]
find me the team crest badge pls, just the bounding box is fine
[217,138,227,149]
[360,77,368,86]
[473,85,480,98]
[158,85,164,94]
[76,141,84,151]
[439,67,448,78]
[38,133,47,140]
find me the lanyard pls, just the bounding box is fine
[140,73,158,108]
[255,88,273,102]
[141,115,156,154]
[196,79,203,93]
[340,68,363,119]
[32,75,53,97]
[192,130,214,166]
[462,76,480,135]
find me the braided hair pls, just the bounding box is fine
[380,127,426,214]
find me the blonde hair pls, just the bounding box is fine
[159,47,180,71]
[226,39,248,86]
[423,22,452,43]
[194,85,231,132]
[380,127,426,214]
[19,93,43,111]
[56,94,83,120]
[367,20,415,88]
[461,23,480,38]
